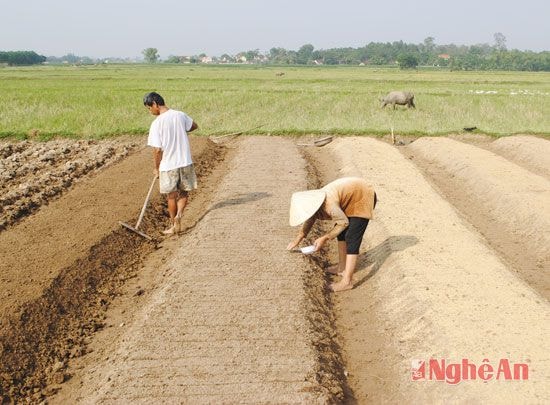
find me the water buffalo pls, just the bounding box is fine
[380,91,415,109]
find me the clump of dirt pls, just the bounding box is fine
[0,137,225,404]
[0,139,139,232]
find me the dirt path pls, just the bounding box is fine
[306,137,550,403]
[51,136,344,403]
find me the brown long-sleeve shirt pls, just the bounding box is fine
[301,177,376,239]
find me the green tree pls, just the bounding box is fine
[244,49,260,62]
[142,48,159,63]
[165,55,180,63]
[220,54,234,63]
[269,47,290,63]
[297,44,314,64]
[493,33,507,51]
[0,51,46,65]
[423,36,436,53]
[421,36,437,65]
[397,53,418,69]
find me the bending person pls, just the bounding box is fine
[287,177,377,292]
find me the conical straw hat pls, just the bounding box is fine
[289,189,326,226]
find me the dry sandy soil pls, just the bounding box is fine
[0,134,548,404]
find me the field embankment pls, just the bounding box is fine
[487,135,550,180]
[406,136,550,299]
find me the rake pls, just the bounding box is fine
[119,175,157,240]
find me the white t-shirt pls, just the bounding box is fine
[147,109,194,172]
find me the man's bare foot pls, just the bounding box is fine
[162,221,177,236]
[329,280,354,292]
[162,226,176,236]
[174,216,181,234]
[326,264,344,275]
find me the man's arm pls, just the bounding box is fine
[188,121,198,132]
[152,148,163,177]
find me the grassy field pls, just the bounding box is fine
[1,64,549,139]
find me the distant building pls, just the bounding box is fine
[438,54,451,60]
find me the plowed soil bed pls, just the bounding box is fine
[0,136,226,402]
[0,139,139,232]
[0,134,549,404]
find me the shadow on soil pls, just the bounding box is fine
[210,192,271,210]
[354,235,419,289]
[180,192,271,234]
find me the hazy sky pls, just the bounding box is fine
[2,0,549,58]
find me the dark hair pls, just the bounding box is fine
[143,92,165,106]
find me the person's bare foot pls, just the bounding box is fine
[173,216,181,234]
[329,280,354,292]
[326,264,344,275]
[162,220,177,236]
[162,226,176,236]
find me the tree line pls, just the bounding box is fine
[0,51,46,66]
[156,36,549,71]
[233,36,550,71]
[157,33,550,72]
[3,34,549,71]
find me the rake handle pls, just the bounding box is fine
[135,175,158,230]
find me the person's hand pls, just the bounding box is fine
[153,168,159,178]
[287,235,303,250]
[313,235,329,252]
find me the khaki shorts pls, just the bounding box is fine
[159,164,198,194]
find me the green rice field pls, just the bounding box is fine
[1,64,549,139]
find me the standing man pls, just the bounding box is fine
[144,92,198,236]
